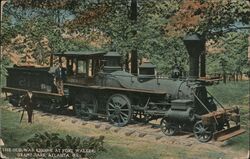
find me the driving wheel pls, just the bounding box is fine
[106,94,132,127]
[74,93,98,120]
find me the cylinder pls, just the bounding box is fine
[166,107,195,122]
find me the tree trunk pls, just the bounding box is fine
[223,71,226,84]
[50,53,53,67]
[130,0,138,75]
[125,53,130,72]
[236,72,239,82]
[131,50,138,75]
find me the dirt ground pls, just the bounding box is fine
[1,104,249,159]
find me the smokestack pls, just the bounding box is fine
[183,34,205,79]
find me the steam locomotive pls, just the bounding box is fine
[2,34,245,142]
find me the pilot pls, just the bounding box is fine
[54,63,66,95]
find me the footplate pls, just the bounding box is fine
[213,125,246,141]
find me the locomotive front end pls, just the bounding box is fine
[160,34,246,142]
[200,105,245,142]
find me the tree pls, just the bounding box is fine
[207,32,249,82]
[165,0,250,77]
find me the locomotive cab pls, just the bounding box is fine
[53,51,107,85]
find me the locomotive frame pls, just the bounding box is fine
[2,49,245,143]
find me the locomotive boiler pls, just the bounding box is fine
[2,34,245,142]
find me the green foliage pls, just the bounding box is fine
[207,81,249,105]
[2,0,249,75]
[207,32,249,75]
[20,132,105,158]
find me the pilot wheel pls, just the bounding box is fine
[160,118,178,136]
[193,120,214,142]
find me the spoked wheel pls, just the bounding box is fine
[193,121,214,142]
[74,94,98,120]
[106,94,132,127]
[160,118,178,136]
[133,110,148,123]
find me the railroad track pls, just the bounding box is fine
[2,104,217,146]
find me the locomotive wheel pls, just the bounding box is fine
[74,94,98,120]
[160,118,178,136]
[193,121,213,142]
[106,94,132,127]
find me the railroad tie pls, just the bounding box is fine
[153,129,162,133]
[138,132,147,138]
[41,113,48,117]
[53,116,61,120]
[71,119,78,124]
[186,134,194,138]
[61,118,67,122]
[82,121,87,125]
[104,125,112,130]
[95,124,101,128]
[125,130,136,136]
[113,128,121,133]
[155,135,164,140]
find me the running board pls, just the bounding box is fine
[213,125,246,142]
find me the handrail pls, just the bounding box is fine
[192,90,219,125]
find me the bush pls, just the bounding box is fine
[20,132,105,158]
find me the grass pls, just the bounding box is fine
[208,81,249,151]
[0,106,244,159]
[207,80,249,105]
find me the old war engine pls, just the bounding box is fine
[2,34,245,143]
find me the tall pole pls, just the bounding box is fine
[0,0,7,95]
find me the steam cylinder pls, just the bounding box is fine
[166,107,195,122]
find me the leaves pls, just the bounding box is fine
[2,0,249,75]
[20,132,105,158]
[207,32,249,75]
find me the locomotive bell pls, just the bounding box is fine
[183,34,205,79]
